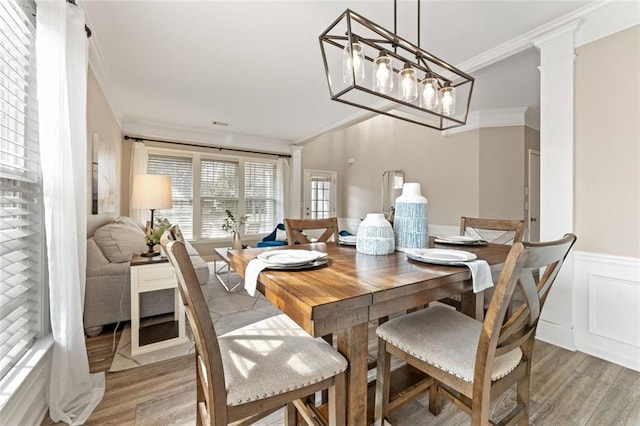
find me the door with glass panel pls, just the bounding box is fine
[303,170,336,218]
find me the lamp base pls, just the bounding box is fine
[140,241,159,257]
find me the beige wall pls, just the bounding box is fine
[301,114,535,227]
[575,25,640,257]
[478,126,529,221]
[86,67,123,236]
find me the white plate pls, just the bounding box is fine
[339,236,357,246]
[406,248,477,265]
[257,249,326,266]
[263,257,329,270]
[434,235,487,246]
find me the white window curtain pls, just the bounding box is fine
[129,141,148,226]
[276,157,290,223]
[36,1,104,424]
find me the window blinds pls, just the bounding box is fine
[201,159,239,239]
[0,0,41,381]
[245,161,276,234]
[147,155,193,239]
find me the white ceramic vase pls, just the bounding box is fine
[393,183,428,251]
[356,213,395,255]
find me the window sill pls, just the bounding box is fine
[0,334,54,413]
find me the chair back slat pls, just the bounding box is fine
[460,217,526,245]
[161,232,229,425]
[284,217,339,246]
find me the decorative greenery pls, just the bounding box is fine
[221,209,246,234]
[146,217,172,244]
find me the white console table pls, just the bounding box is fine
[130,254,188,356]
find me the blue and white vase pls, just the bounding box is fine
[393,183,428,251]
[356,213,395,255]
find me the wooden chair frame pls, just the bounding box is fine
[440,217,526,311]
[376,233,576,426]
[284,217,339,246]
[460,217,526,246]
[161,233,346,426]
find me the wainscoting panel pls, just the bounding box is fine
[574,251,640,371]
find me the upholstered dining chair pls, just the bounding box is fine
[439,217,527,312]
[161,232,348,426]
[284,217,340,246]
[375,233,576,426]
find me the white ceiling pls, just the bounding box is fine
[82,1,595,147]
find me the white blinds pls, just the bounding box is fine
[201,159,239,239]
[147,155,193,239]
[145,151,279,240]
[0,0,41,381]
[245,161,276,234]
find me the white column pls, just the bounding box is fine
[290,146,303,218]
[532,21,580,349]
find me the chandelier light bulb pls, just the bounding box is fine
[420,77,440,110]
[398,63,418,103]
[342,42,365,85]
[373,52,393,94]
[440,83,456,116]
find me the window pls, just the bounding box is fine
[146,151,278,240]
[147,154,193,239]
[244,161,276,234]
[0,0,42,381]
[201,159,238,239]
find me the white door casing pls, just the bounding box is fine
[303,169,337,219]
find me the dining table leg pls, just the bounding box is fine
[337,322,369,426]
[461,287,485,321]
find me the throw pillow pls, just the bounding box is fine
[275,228,287,242]
[169,224,185,243]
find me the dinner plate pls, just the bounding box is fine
[263,257,329,270]
[339,235,357,246]
[257,249,326,266]
[434,235,488,246]
[406,248,477,265]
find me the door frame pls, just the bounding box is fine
[303,169,337,218]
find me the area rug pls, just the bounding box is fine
[108,269,278,372]
[109,324,194,372]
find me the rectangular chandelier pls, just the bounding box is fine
[319,8,474,131]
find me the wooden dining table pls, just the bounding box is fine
[228,239,512,425]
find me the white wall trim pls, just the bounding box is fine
[458,0,637,74]
[0,335,53,425]
[573,251,640,371]
[442,107,540,136]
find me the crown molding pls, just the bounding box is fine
[458,0,637,74]
[442,107,540,136]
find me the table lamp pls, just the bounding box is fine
[131,174,173,256]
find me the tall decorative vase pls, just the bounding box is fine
[356,213,395,255]
[232,231,242,250]
[393,183,428,251]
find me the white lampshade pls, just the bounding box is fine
[131,174,173,210]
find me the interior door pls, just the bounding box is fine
[303,170,336,219]
[528,149,540,241]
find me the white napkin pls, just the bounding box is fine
[244,258,269,296]
[453,259,493,293]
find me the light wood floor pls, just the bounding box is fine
[40,272,640,425]
[41,322,640,425]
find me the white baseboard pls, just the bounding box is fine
[536,319,576,351]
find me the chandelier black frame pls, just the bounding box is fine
[319,7,474,131]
